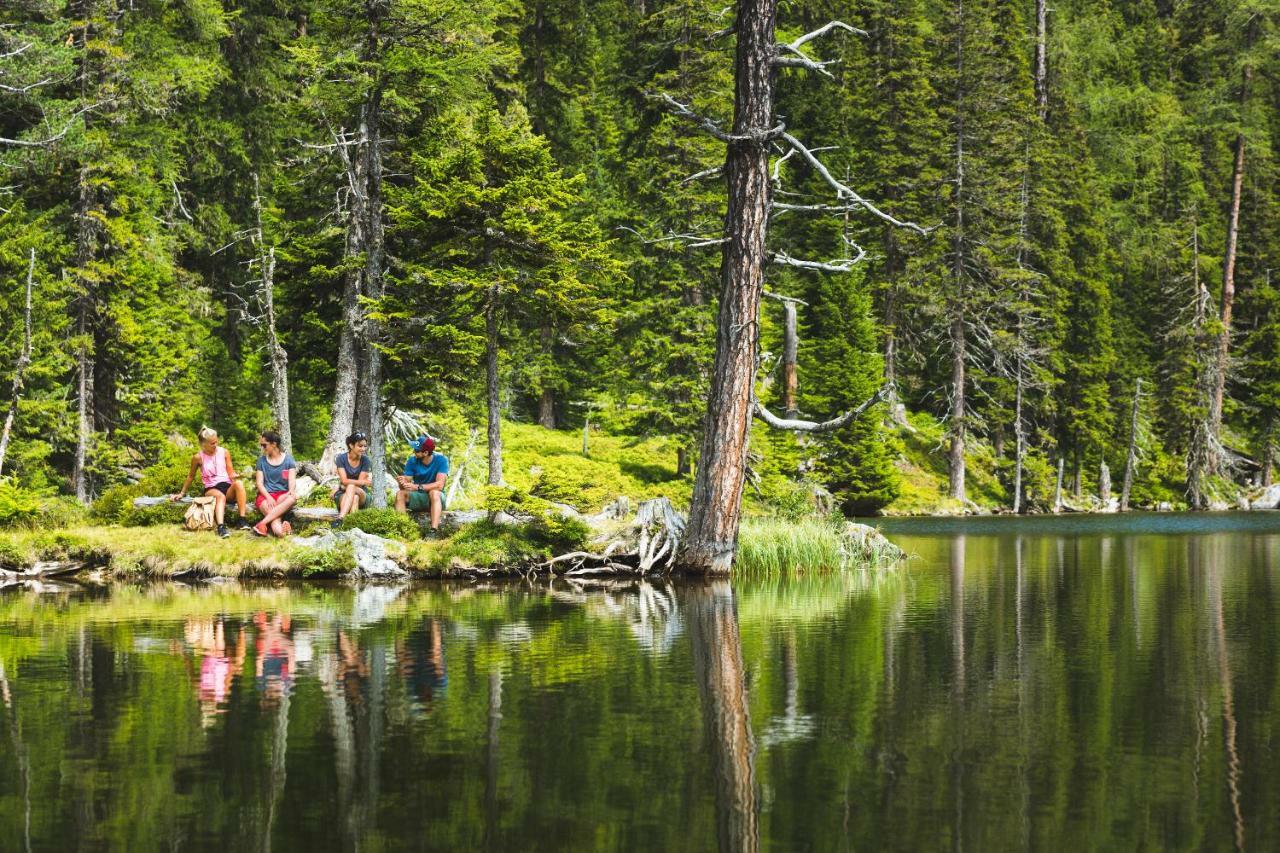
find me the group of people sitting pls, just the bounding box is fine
[170,427,449,538]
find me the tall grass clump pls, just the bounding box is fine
[736,516,904,574]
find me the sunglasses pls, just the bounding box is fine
[351,432,368,442]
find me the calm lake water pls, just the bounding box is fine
[1,512,1278,851]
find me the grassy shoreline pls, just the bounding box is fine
[0,514,904,581]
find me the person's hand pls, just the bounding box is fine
[169,493,182,502]
[262,496,277,512]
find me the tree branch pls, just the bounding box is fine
[780,132,933,234]
[650,92,785,143]
[0,102,105,149]
[754,385,888,433]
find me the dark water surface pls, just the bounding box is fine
[1,512,1278,851]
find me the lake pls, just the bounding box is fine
[0,511,1277,850]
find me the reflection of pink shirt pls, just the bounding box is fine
[200,447,229,488]
[200,655,231,703]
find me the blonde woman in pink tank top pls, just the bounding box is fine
[171,427,252,537]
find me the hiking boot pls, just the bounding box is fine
[217,524,230,539]
[330,519,342,531]
[237,518,254,531]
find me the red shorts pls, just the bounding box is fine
[255,490,290,511]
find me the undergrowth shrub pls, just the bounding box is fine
[527,512,591,552]
[0,478,41,528]
[289,541,355,577]
[341,508,420,540]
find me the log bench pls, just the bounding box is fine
[131,496,488,526]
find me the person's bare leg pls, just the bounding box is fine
[429,490,442,530]
[341,485,359,518]
[232,481,249,519]
[208,489,226,526]
[395,489,409,512]
[270,518,286,537]
[259,494,295,526]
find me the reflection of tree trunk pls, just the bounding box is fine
[949,535,965,852]
[484,670,503,852]
[320,650,357,847]
[1209,560,1245,852]
[258,687,291,853]
[688,582,759,853]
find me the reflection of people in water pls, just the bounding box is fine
[255,611,296,706]
[185,618,247,725]
[337,629,370,708]
[395,619,448,710]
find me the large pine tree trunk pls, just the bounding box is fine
[360,85,388,507]
[1211,29,1255,436]
[71,3,99,504]
[1034,0,1047,121]
[253,176,292,455]
[947,0,967,503]
[0,251,35,477]
[323,145,366,472]
[677,0,777,575]
[486,284,504,486]
[538,325,557,428]
[1120,378,1141,511]
[781,301,798,418]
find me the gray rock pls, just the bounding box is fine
[1253,484,1280,510]
[293,528,408,580]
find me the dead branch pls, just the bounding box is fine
[754,385,888,433]
[681,165,724,185]
[651,92,785,143]
[779,132,932,234]
[762,290,808,306]
[0,102,106,148]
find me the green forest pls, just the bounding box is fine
[1,0,1278,524]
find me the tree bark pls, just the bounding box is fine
[359,79,388,507]
[71,3,99,504]
[947,0,967,503]
[1034,0,1047,121]
[323,141,366,473]
[253,175,292,455]
[677,0,777,574]
[1120,378,1141,511]
[1053,456,1064,513]
[1211,26,1255,436]
[1012,369,1025,514]
[0,250,35,478]
[486,284,504,486]
[781,301,798,418]
[538,325,556,428]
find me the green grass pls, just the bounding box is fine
[472,421,693,512]
[882,411,1007,516]
[736,516,903,575]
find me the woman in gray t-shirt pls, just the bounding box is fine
[334,432,372,522]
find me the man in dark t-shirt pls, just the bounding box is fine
[394,436,448,530]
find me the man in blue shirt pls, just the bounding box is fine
[394,436,449,530]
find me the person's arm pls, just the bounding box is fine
[172,455,200,500]
[418,472,447,493]
[285,463,296,497]
[256,463,274,509]
[224,449,238,482]
[357,458,372,486]
[396,459,412,489]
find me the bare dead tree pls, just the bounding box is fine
[1119,378,1143,511]
[252,174,292,455]
[1211,17,1257,439]
[762,291,805,416]
[0,250,34,477]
